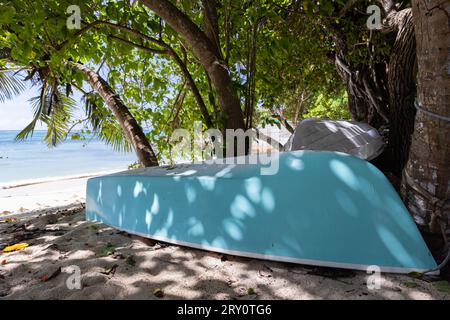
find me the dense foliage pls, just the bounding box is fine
[0,0,411,165]
[0,0,360,160]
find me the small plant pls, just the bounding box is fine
[99,243,115,257]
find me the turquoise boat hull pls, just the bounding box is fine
[86,151,437,273]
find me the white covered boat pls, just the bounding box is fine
[283,118,385,161]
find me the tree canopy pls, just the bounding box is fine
[0,0,360,160]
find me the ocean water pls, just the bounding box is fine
[0,130,136,185]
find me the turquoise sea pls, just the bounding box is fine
[0,130,136,184]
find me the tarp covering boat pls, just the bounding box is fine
[283,118,385,160]
[86,151,436,273]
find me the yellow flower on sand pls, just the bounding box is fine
[3,243,29,253]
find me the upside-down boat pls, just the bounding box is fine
[283,118,385,160]
[85,151,436,273]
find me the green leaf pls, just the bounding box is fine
[0,6,16,25]
[99,243,115,257]
[0,71,25,102]
[402,281,418,288]
[407,272,423,279]
[433,281,450,294]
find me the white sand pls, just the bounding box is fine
[0,170,122,215]
[0,178,86,214]
[0,178,449,300]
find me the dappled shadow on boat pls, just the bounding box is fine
[86,151,435,273]
[0,207,444,299]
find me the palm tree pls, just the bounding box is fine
[0,63,158,167]
[402,0,450,260]
[0,69,25,102]
[12,67,77,147]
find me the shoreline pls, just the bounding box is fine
[0,170,127,215]
[0,169,127,190]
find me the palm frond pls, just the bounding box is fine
[15,81,49,142]
[42,91,77,147]
[0,71,25,102]
[96,120,132,152]
[15,81,77,147]
[81,90,131,152]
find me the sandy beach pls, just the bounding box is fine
[0,170,124,215]
[0,176,448,300]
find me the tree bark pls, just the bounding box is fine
[385,8,418,177]
[402,0,450,243]
[333,28,389,127]
[202,0,221,57]
[70,62,159,167]
[139,0,245,131]
[333,4,419,177]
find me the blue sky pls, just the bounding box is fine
[0,84,84,130]
[0,85,40,130]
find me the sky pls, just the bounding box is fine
[0,85,41,130]
[0,84,84,131]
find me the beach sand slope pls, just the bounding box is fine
[0,204,449,300]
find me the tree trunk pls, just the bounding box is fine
[332,27,389,128]
[333,5,419,177]
[202,0,221,57]
[139,0,245,131]
[401,0,450,252]
[70,62,159,167]
[386,8,418,177]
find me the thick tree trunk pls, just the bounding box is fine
[401,0,450,248]
[139,0,245,131]
[385,8,418,177]
[71,62,159,167]
[333,4,419,177]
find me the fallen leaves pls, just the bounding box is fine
[247,287,256,295]
[402,281,418,288]
[2,242,29,253]
[1,218,17,223]
[153,288,164,298]
[1,259,6,265]
[41,267,62,282]
[126,255,136,266]
[112,252,125,260]
[101,264,118,276]
[407,272,423,279]
[433,280,450,294]
[99,243,115,257]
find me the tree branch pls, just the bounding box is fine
[139,0,245,131]
[255,128,284,151]
[202,0,221,57]
[108,35,168,55]
[273,113,295,134]
[59,19,213,128]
